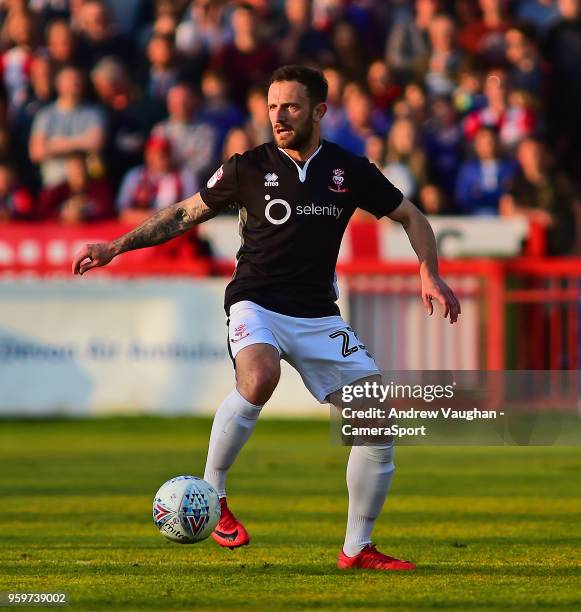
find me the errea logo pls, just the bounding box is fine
[264,172,279,187]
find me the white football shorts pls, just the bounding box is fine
[227,300,380,402]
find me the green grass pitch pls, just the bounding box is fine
[0,417,580,611]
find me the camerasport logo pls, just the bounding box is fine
[328,168,348,193]
[230,323,251,343]
[264,172,279,186]
[206,165,224,188]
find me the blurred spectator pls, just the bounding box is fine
[0,113,10,161]
[505,24,544,96]
[401,81,428,125]
[382,117,428,200]
[199,69,245,153]
[364,134,385,169]
[222,126,251,160]
[29,65,106,187]
[10,54,53,187]
[23,52,53,108]
[147,0,179,39]
[152,82,219,185]
[0,10,38,117]
[514,0,561,36]
[327,86,383,156]
[544,0,581,163]
[423,13,461,97]
[386,0,438,81]
[464,70,507,140]
[175,0,229,59]
[37,152,114,223]
[0,162,33,220]
[366,60,401,113]
[343,0,385,55]
[210,4,278,106]
[44,18,76,71]
[219,124,252,215]
[501,89,537,151]
[500,137,576,254]
[455,127,517,215]
[117,134,196,225]
[76,0,133,69]
[453,68,486,116]
[28,1,71,26]
[90,56,148,190]
[141,33,181,123]
[321,66,345,139]
[455,0,481,30]
[0,3,38,48]
[423,96,463,195]
[137,0,175,51]
[243,85,271,147]
[103,0,149,36]
[312,0,345,31]
[68,0,85,30]
[278,0,332,65]
[246,0,286,41]
[330,20,368,83]
[458,0,510,67]
[419,183,448,215]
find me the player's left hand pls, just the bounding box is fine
[420,272,461,324]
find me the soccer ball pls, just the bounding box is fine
[152,475,220,544]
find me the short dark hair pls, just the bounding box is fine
[269,65,328,106]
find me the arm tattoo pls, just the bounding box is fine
[111,195,216,255]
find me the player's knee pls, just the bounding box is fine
[237,364,280,405]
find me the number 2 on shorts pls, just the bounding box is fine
[329,327,366,358]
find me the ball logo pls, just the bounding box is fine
[153,501,173,526]
[265,198,292,225]
[186,512,208,535]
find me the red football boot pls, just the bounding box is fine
[211,497,250,549]
[338,544,416,571]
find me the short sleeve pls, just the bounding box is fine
[355,158,404,219]
[116,167,140,210]
[200,155,239,212]
[89,106,106,132]
[30,107,50,136]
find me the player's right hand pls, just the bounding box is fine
[72,243,115,275]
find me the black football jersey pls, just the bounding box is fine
[200,140,403,317]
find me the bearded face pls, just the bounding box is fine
[272,110,314,150]
[268,81,322,152]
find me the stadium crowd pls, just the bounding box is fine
[0,0,580,254]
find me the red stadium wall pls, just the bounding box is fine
[1,221,580,372]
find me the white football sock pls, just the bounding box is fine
[343,444,395,557]
[203,388,262,498]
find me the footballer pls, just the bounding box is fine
[73,65,460,571]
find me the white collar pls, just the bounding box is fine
[277,144,322,183]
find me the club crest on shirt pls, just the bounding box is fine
[328,169,348,193]
[264,172,279,186]
[206,165,224,188]
[230,323,250,343]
